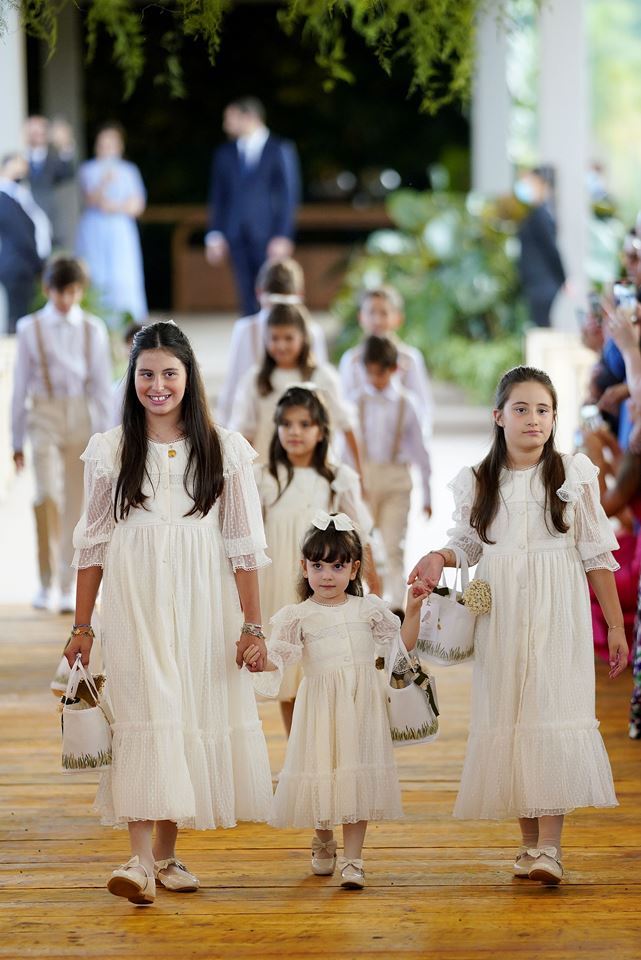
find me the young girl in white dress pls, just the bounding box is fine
[229,303,361,472]
[244,514,428,889]
[256,385,381,735]
[65,321,273,906]
[409,366,628,885]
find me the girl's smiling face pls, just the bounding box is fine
[494,380,555,457]
[277,405,323,465]
[135,348,187,419]
[302,557,360,604]
[266,324,305,369]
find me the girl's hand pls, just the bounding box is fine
[607,627,628,679]
[236,632,266,672]
[407,552,446,593]
[64,632,93,668]
[241,643,263,670]
[405,580,430,614]
[605,305,640,353]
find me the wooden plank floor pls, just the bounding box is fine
[0,605,639,959]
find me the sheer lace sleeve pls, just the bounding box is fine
[219,430,270,571]
[558,454,620,572]
[72,432,116,569]
[251,604,304,698]
[332,464,373,544]
[445,466,483,567]
[366,595,402,657]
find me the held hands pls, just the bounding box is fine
[405,579,431,614]
[607,626,628,679]
[407,550,447,596]
[236,630,266,672]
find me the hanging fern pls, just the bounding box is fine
[1,0,509,110]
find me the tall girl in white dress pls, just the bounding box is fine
[409,366,628,886]
[245,514,427,889]
[65,321,273,906]
[229,303,361,472]
[255,385,380,734]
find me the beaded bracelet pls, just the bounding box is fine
[241,622,266,640]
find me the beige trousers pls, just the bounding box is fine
[27,396,92,592]
[362,461,412,610]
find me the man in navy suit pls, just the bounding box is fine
[25,116,75,247]
[205,97,301,316]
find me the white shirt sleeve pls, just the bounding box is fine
[338,347,360,401]
[310,321,328,365]
[313,363,356,432]
[217,320,257,426]
[86,318,114,434]
[404,399,432,508]
[228,367,260,440]
[11,322,33,451]
[400,347,434,437]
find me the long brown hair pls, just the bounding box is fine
[470,366,568,543]
[256,304,315,396]
[268,386,335,500]
[114,321,224,520]
[297,519,364,601]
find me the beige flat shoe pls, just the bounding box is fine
[107,855,155,905]
[154,857,200,892]
[513,848,537,878]
[527,847,564,885]
[337,856,365,890]
[311,837,337,876]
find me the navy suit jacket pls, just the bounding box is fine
[0,192,42,283]
[207,134,301,245]
[518,204,566,302]
[28,149,74,224]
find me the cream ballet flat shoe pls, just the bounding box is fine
[337,856,365,890]
[107,855,156,905]
[311,837,337,876]
[513,848,537,878]
[154,857,200,892]
[527,847,564,885]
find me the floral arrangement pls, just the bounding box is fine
[432,579,492,616]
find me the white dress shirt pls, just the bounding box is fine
[237,125,270,169]
[216,308,329,425]
[11,301,114,449]
[354,382,432,508]
[339,336,434,437]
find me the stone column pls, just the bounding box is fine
[538,0,588,330]
[0,7,27,159]
[471,5,511,195]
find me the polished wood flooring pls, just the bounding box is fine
[0,605,639,959]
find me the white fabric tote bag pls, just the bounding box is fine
[417,547,476,666]
[61,655,112,773]
[384,633,439,747]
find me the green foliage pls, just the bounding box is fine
[332,188,527,403]
[2,0,508,108]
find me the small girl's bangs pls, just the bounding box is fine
[302,528,360,566]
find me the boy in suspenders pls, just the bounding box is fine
[11,255,113,612]
[353,336,432,614]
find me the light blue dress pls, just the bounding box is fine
[75,158,148,323]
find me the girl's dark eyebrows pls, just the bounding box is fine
[510,399,551,407]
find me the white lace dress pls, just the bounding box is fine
[72,425,274,829]
[254,595,404,829]
[446,452,620,820]
[256,462,373,700]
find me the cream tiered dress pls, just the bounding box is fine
[446,452,619,820]
[255,594,404,829]
[72,426,274,829]
[255,462,373,700]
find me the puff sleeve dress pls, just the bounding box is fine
[254,595,404,829]
[445,452,620,820]
[72,425,273,829]
[255,462,373,700]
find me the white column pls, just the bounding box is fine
[538,0,588,331]
[0,6,27,159]
[471,5,511,195]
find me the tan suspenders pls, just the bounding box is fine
[358,393,406,463]
[32,312,92,399]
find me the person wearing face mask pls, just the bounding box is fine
[0,152,52,333]
[515,166,566,328]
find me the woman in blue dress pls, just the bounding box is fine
[75,123,148,325]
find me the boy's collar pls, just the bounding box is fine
[42,300,84,325]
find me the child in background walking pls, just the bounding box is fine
[217,258,328,426]
[255,385,380,734]
[409,365,628,885]
[230,303,360,470]
[339,285,433,435]
[245,514,428,889]
[351,336,431,614]
[11,255,113,612]
[64,320,273,906]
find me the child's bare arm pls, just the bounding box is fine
[400,582,430,651]
[586,568,628,678]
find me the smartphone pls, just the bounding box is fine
[613,282,637,320]
[580,403,605,432]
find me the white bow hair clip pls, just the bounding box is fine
[265,293,303,305]
[311,510,355,532]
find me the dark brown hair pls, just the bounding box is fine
[362,335,399,370]
[268,386,335,500]
[43,255,89,291]
[114,321,224,521]
[359,284,404,312]
[256,304,315,397]
[470,365,568,544]
[255,258,304,295]
[297,518,364,601]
